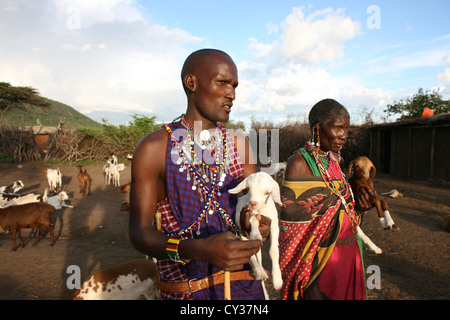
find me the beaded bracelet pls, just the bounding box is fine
[166,237,191,265]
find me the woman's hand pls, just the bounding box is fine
[239,206,271,240]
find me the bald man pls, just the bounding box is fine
[129,49,268,300]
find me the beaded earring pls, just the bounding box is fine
[312,123,321,149]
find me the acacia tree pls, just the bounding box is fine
[0,82,51,126]
[384,88,450,120]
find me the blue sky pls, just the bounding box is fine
[1,0,449,126]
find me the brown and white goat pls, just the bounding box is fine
[77,165,91,196]
[44,168,62,193]
[70,259,158,300]
[349,156,399,232]
[0,180,25,194]
[0,202,56,251]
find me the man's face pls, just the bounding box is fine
[319,115,350,153]
[192,54,239,124]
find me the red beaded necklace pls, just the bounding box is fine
[306,140,358,234]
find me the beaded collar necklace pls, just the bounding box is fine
[163,116,239,238]
[305,140,358,234]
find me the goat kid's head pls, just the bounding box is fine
[348,156,376,180]
[228,172,282,210]
[58,191,69,201]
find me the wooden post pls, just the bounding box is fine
[224,271,231,300]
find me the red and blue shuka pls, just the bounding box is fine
[155,118,265,300]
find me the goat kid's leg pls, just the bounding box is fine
[383,209,399,231]
[269,225,283,290]
[249,254,268,281]
[248,215,268,281]
[357,226,382,254]
[373,199,389,229]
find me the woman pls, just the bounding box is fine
[279,99,366,300]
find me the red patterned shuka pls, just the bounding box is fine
[279,146,366,300]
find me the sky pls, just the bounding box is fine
[1,0,449,127]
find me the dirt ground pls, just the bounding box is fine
[0,160,449,300]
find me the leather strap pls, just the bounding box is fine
[156,270,260,293]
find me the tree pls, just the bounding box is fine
[0,82,51,125]
[384,88,450,120]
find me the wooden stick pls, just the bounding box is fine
[224,270,231,300]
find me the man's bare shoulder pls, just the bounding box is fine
[135,127,168,151]
[132,127,168,168]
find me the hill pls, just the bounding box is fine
[3,97,103,130]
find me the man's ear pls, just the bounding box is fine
[184,74,196,93]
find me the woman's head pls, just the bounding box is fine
[309,99,350,153]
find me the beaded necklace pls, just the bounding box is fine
[305,140,358,234]
[164,118,239,239]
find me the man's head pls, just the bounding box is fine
[181,49,238,124]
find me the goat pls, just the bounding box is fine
[44,168,62,193]
[2,193,43,208]
[348,156,398,232]
[348,156,399,255]
[119,201,129,212]
[43,188,74,210]
[70,258,158,300]
[228,171,283,298]
[107,163,126,187]
[103,156,126,186]
[0,202,55,251]
[77,165,91,196]
[120,183,130,193]
[0,180,25,194]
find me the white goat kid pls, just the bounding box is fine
[44,168,62,192]
[229,171,283,296]
[43,188,74,210]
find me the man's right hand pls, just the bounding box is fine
[198,232,262,271]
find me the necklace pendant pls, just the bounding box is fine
[199,129,210,142]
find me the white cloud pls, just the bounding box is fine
[437,68,450,82]
[437,52,450,82]
[0,0,204,125]
[235,6,396,125]
[250,7,360,65]
[52,0,145,29]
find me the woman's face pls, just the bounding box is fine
[319,115,350,153]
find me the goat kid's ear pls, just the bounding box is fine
[270,180,283,206]
[370,165,376,177]
[228,178,247,194]
[348,161,354,175]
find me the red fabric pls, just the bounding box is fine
[317,216,366,300]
